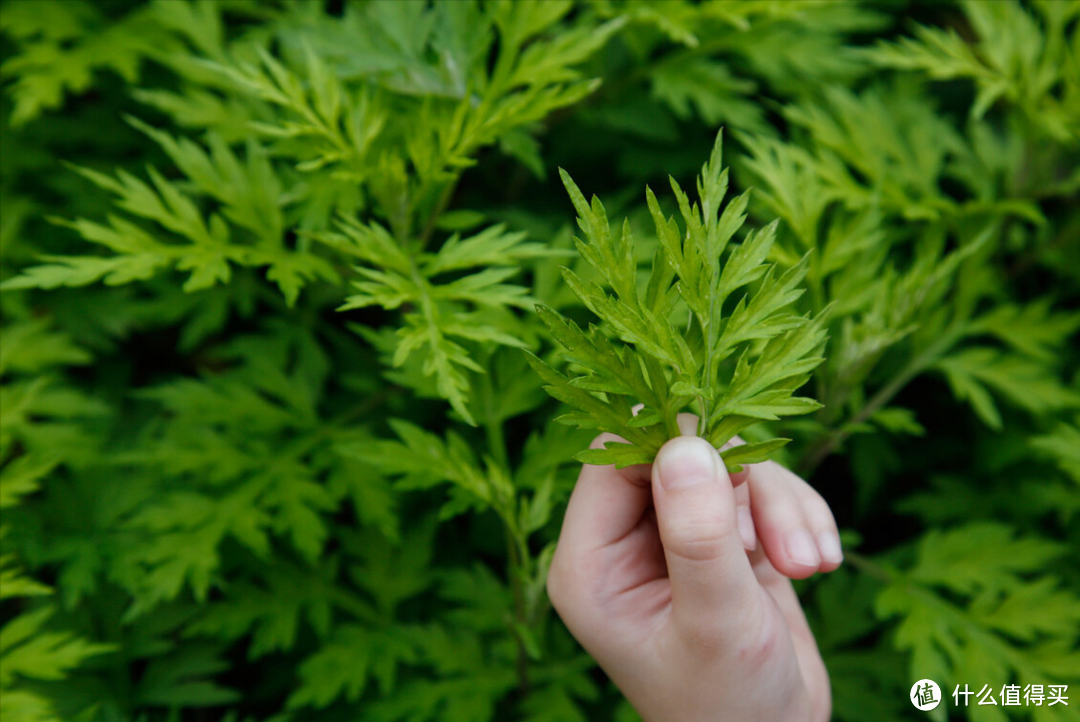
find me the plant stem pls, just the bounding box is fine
[480,368,510,471]
[417,180,458,250]
[505,524,532,695]
[328,586,379,624]
[842,550,895,583]
[807,267,830,411]
[480,358,531,693]
[795,329,962,477]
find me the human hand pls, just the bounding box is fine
[546,415,841,722]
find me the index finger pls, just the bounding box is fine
[556,432,653,554]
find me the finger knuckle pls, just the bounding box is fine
[803,493,837,530]
[666,519,732,562]
[760,501,804,535]
[675,412,700,435]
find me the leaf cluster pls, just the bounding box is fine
[530,132,825,468]
[1,2,1078,722]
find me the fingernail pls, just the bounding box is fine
[785,530,820,567]
[737,507,757,550]
[658,437,717,490]
[817,532,844,565]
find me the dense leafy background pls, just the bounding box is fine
[1,1,1078,721]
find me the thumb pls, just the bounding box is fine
[652,436,760,632]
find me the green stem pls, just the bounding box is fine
[842,550,895,583]
[795,327,963,478]
[505,521,532,695]
[327,586,379,624]
[807,267,830,413]
[699,319,715,439]
[416,180,458,250]
[480,356,531,693]
[480,369,510,471]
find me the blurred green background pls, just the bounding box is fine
[1,1,1078,721]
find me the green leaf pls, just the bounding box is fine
[0,607,113,686]
[651,57,765,132]
[0,320,91,376]
[862,0,1079,141]
[342,419,503,516]
[1031,424,1080,485]
[536,132,823,471]
[935,347,1080,429]
[3,153,338,303]
[332,218,555,424]
[0,1,173,126]
[720,438,791,469]
[876,523,1080,707]
[287,625,418,709]
[575,442,655,469]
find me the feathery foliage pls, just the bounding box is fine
[531,132,825,469]
[2,1,1078,721]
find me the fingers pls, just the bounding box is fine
[547,432,656,641]
[734,482,757,551]
[555,432,653,555]
[747,545,832,719]
[747,461,843,579]
[651,436,761,635]
[720,435,755,550]
[678,414,756,551]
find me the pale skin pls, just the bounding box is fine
[546,414,841,722]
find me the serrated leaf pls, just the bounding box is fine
[535,132,824,471]
[720,438,791,469]
[575,442,656,469]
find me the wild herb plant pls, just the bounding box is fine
[1,2,1078,721]
[530,132,827,469]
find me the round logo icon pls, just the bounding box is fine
[910,679,942,711]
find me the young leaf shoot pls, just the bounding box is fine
[529,132,827,470]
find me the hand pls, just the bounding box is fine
[546,415,841,722]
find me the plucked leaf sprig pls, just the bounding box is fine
[528,132,827,470]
